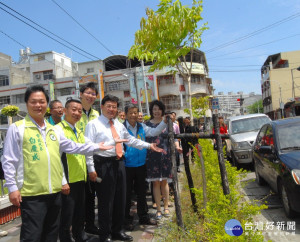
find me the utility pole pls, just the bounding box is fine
[141,60,150,116]
[133,72,142,112]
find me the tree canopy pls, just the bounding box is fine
[247,99,263,114]
[128,0,208,124]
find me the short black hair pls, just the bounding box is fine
[149,100,165,119]
[79,82,98,96]
[101,94,119,107]
[65,99,82,108]
[171,111,176,115]
[49,100,62,109]
[25,85,49,103]
[125,104,138,114]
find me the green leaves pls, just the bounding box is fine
[1,105,19,117]
[128,0,207,69]
[184,96,209,118]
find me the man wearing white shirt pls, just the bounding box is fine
[1,85,112,242]
[85,95,163,242]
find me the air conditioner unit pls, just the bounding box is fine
[35,74,41,79]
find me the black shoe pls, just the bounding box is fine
[100,235,111,242]
[72,230,89,242]
[139,217,157,225]
[124,222,135,231]
[111,232,133,241]
[84,225,99,235]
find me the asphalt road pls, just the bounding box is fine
[241,171,300,241]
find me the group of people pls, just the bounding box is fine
[0,82,189,242]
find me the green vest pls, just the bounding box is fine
[16,115,62,196]
[76,109,99,133]
[57,120,87,183]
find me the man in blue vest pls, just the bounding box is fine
[123,104,168,230]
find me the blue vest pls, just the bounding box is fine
[123,121,147,167]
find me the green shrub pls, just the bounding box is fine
[1,105,19,117]
[156,139,266,241]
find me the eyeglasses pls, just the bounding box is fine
[52,107,63,110]
[84,92,97,97]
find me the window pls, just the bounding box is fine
[0,114,8,125]
[160,95,181,110]
[179,85,185,92]
[60,88,72,96]
[87,68,94,73]
[191,74,205,84]
[43,71,53,80]
[124,90,130,98]
[106,80,129,92]
[0,96,10,105]
[157,75,175,85]
[0,75,9,87]
[37,55,45,61]
[12,94,25,104]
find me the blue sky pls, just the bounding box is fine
[1,0,300,95]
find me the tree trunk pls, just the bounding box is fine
[177,117,197,212]
[182,154,197,212]
[187,76,194,125]
[212,114,230,195]
[198,144,207,208]
[8,116,12,125]
[167,116,184,228]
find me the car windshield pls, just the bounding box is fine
[277,122,300,151]
[231,116,270,134]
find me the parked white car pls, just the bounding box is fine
[226,114,271,167]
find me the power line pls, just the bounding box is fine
[205,12,300,53]
[0,5,95,61]
[0,2,101,61]
[50,0,115,56]
[208,33,300,60]
[0,29,73,74]
[0,2,121,70]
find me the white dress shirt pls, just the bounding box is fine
[85,115,151,163]
[1,116,99,193]
[125,120,167,137]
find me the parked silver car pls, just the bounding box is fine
[226,114,271,167]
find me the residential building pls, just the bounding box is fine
[0,49,213,127]
[261,50,300,119]
[215,91,261,118]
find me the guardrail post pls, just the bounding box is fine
[167,116,184,228]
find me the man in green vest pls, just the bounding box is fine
[1,85,113,242]
[57,98,93,242]
[75,82,100,235]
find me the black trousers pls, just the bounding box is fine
[125,165,148,221]
[20,193,61,242]
[84,179,96,228]
[59,181,85,242]
[93,155,126,241]
[176,150,180,167]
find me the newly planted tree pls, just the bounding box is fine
[1,105,20,125]
[128,0,208,125]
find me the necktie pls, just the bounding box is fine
[109,120,123,158]
[73,127,77,138]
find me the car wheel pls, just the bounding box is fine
[279,181,296,218]
[254,161,265,185]
[232,153,240,169]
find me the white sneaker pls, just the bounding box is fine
[0,230,8,237]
